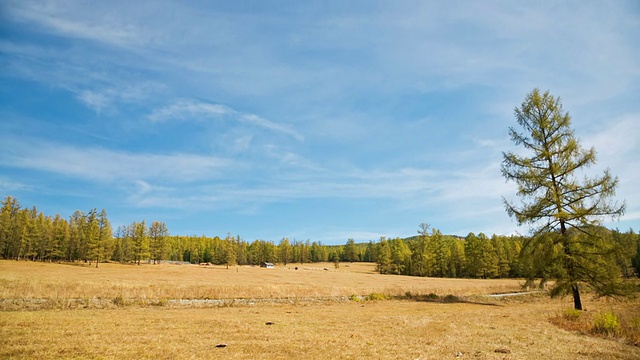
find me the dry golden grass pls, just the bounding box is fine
[2,298,639,359]
[1,260,638,359]
[550,298,640,347]
[0,261,522,308]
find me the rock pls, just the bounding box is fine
[494,348,510,354]
[215,343,227,348]
[265,321,274,325]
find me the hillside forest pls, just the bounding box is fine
[1,195,638,281]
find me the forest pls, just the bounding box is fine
[1,195,638,280]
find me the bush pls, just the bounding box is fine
[442,294,460,303]
[563,308,582,321]
[593,311,620,335]
[426,292,439,300]
[365,293,388,301]
[113,294,126,307]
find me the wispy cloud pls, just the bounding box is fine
[0,136,233,184]
[0,177,30,192]
[1,1,637,240]
[4,1,141,48]
[149,99,304,141]
[77,83,166,113]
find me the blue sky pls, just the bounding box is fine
[1,1,638,244]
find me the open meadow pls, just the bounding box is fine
[1,260,638,359]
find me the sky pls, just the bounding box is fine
[1,1,639,245]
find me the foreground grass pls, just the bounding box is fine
[550,300,640,348]
[2,299,639,359]
[1,260,638,359]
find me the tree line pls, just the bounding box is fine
[0,195,368,266]
[2,195,637,279]
[370,224,639,281]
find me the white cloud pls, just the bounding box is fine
[150,99,304,141]
[2,1,638,239]
[0,178,30,192]
[0,137,233,184]
[77,90,111,113]
[4,1,141,48]
[149,100,232,121]
[583,115,639,162]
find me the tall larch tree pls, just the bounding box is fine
[132,220,149,265]
[0,196,22,259]
[149,221,169,264]
[502,88,626,310]
[343,238,358,262]
[278,238,292,265]
[85,209,101,266]
[95,209,113,267]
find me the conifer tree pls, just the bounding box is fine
[410,223,433,277]
[376,237,391,274]
[278,238,292,265]
[149,221,168,264]
[85,209,101,266]
[502,88,626,310]
[344,238,358,262]
[95,209,113,267]
[132,220,149,265]
[223,233,237,268]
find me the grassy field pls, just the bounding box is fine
[0,261,524,306]
[1,260,639,359]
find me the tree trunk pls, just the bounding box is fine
[572,284,582,310]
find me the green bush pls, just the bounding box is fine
[593,311,620,335]
[563,308,582,321]
[365,293,388,301]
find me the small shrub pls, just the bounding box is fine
[426,292,439,300]
[593,311,620,335]
[349,294,361,302]
[563,308,582,321]
[443,294,460,303]
[365,293,388,301]
[113,294,126,307]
